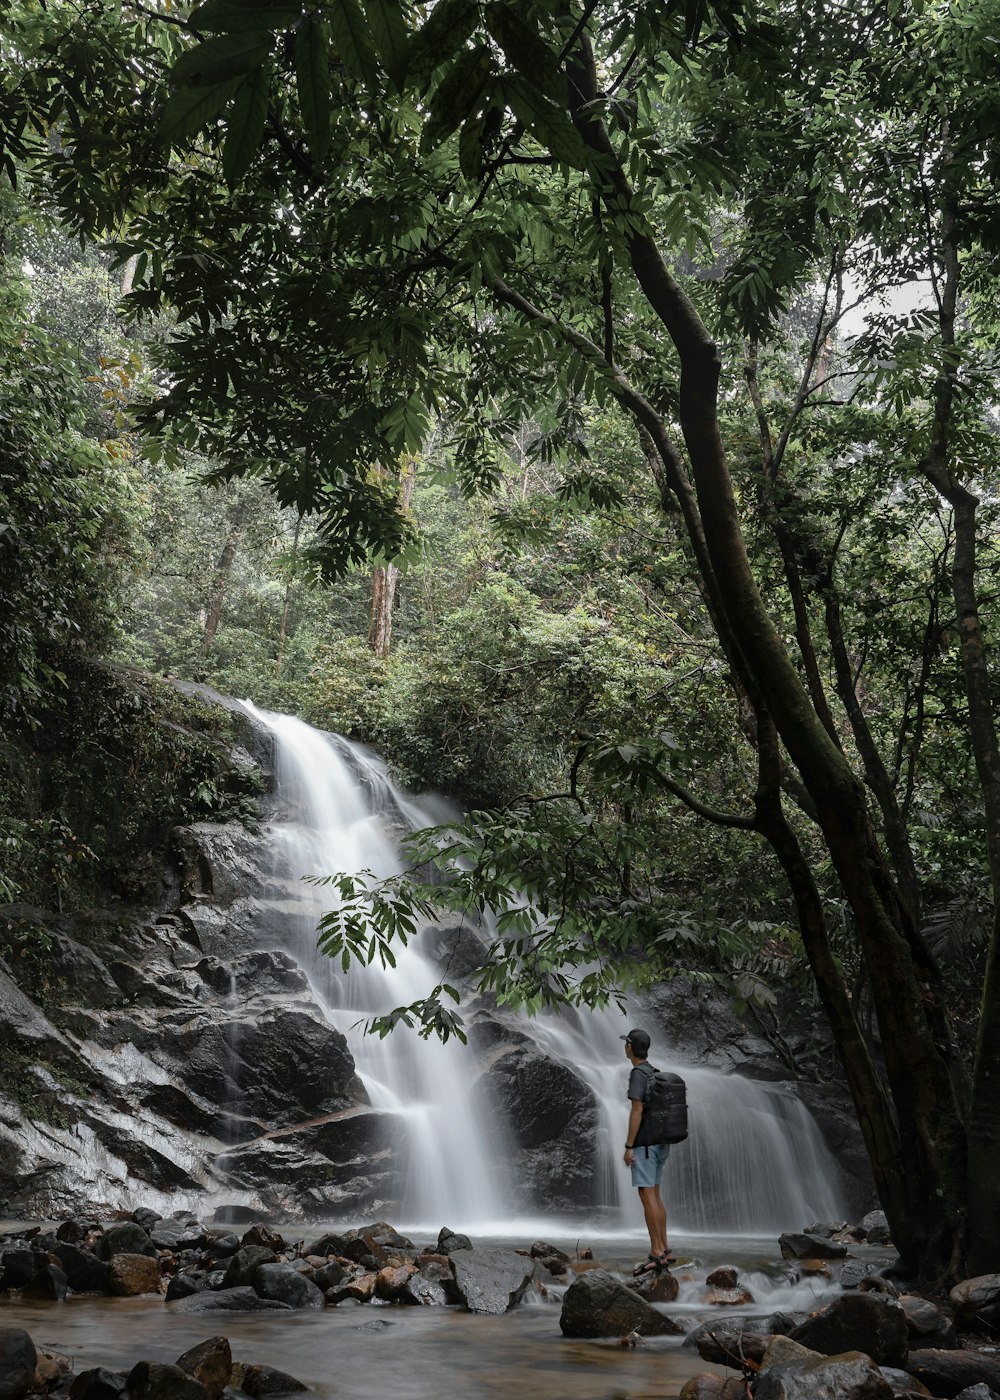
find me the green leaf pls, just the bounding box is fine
[502,75,588,168]
[189,0,302,33]
[484,6,564,102]
[409,0,479,85]
[328,0,379,88]
[458,112,485,181]
[295,14,331,160]
[159,75,244,142]
[172,32,273,86]
[421,44,494,152]
[223,68,269,187]
[365,0,409,89]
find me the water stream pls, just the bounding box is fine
[239,705,846,1237]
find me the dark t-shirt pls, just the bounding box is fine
[628,1062,658,1146]
[627,1064,652,1103]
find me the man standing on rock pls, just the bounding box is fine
[622,1027,674,1276]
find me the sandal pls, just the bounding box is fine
[657,1250,676,1269]
[632,1254,660,1277]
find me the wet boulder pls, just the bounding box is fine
[437,1228,472,1255]
[877,1368,932,1398]
[53,1243,111,1294]
[860,1211,891,1245]
[68,1369,127,1399]
[149,1218,207,1251]
[0,1328,37,1400]
[94,1223,156,1261]
[779,1232,849,1261]
[252,1264,324,1310]
[706,1266,739,1288]
[448,1249,536,1315]
[241,1225,286,1252]
[124,1360,208,1400]
[950,1276,1000,1333]
[790,1292,908,1367]
[633,1269,680,1304]
[169,1287,293,1314]
[679,1380,748,1400]
[401,1272,449,1306]
[108,1254,160,1297]
[559,1269,685,1338]
[754,1335,893,1400]
[0,1251,35,1290]
[906,1350,1000,1397]
[375,1264,418,1301]
[165,1273,206,1302]
[176,1008,364,1129]
[175,1337,231,1400]
[230,1363,308,1396]
[23,1264,69,1301]
[220,1246,277,1289]
[204,1233,240,1261]
[311,1261,346,1291]
[684,1320,769,1366]
[476,1046,599,1207]
[898,1295,957,1350]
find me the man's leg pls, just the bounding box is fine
[637,1185,667,1257]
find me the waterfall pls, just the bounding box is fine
[241,704,846,1235]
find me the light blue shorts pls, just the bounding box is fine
[631,1143,670,1189]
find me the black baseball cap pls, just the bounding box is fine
[621,1027,651,1056]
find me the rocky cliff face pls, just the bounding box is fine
[0,681,875,1223]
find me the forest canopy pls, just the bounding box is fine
[1,0,1000,1281]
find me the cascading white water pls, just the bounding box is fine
[242,704,506,1228]
[242,703,846,1234]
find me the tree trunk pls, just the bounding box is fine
[202,526,240,653]
[367,459,415,660]
[368,563,399,659]
[565,36,968,1277]
[275,514,302,677]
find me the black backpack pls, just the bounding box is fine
[634,1063,688,1146]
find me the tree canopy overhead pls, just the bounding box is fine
[4,0,1000,1282]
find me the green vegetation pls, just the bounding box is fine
[1,0,1000,1280]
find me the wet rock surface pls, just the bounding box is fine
[559,1268,685,1338]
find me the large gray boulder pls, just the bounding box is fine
[898,1294,957,1349]
[559,1269,684,1338]
[220,1246,277,1289]
[447,1249,536,1315]
[53,1243,110,1294]
[950,1276,1000,1333]
[791,1293,908,1367]
[175,1336,231,1400]
[780,1232,849,1260]
[124,1361,208,1400]
[474,1042,599,1209]
[754,1335,893,1399]
[0,1328,37,1400]
[253,1263,324,1310]
[94,1223,156,1262]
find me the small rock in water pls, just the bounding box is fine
[231,1362,308,1396]
[175,1335,232,1400]
[679,1379,747,1400]
[705,1266,739,1288]
[124,1361,209,1400]
[707,1285,755,1306]
[242,1225,286,1252]
[436,1227,472,1255]
[23,1264,69,1301]
[448,1249,536,1316]
[559,1269,684,1339]
[107,1253,160,1297]
[253,1263,324,1310]
[68,1368,127,1398]
[632,1270,680,1304]
[529,1241,570,1262]
[95,1223,156,1261]
[169,1285,292,1313]
[779,1231,848,1260]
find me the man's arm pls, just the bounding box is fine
[623,1100,644,1167]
